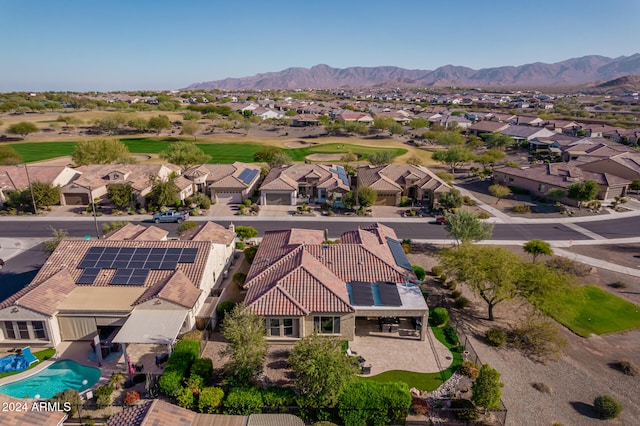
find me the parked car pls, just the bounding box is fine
[434,216,448,225]
[152,210,189,223]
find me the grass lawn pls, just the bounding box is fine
[0,348,56,379]
[10,138,406,165]
[546,285,640,337]
[361,325,462,391]
[8,142,77,163]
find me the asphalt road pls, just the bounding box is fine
[0,218,631,241]
[0,243,48,302]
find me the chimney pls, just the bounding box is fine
[228,222,235,233]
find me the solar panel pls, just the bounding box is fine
[76,268,101,284]
[127,261,145,269]
[95,260,113,268]
[158,261,177,270]
[182,248,198,256]
[78,259,97,269]
[238,168,259,185]
[112,260,130,269]
[87,247,105,255]
[145,261,162,269]
[135,248,152,255]
[378,282,403,306]
[350,281,375,306]
[103,247,121,254]
[164,254,180,262]
[178,254,197,263]
[386,237,413,271]
[150,248,166,256]
[127,275,148,285]
[167,248,183,256]
[119,248,136,255]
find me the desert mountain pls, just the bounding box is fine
[186,54,640,90]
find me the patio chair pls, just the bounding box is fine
[21,346,38,366]
[346,348,358,357]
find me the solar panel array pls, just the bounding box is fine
[350,281,375,306]
[378,282,403,306]
[330,166,350,186]
[237,168,259,185]
[386,237,413,271]
[75,247,198,286]
[349,281,403,307]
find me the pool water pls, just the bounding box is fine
[0,359,101,399]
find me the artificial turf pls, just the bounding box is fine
[546,285,640,337]
[0,348,56,379]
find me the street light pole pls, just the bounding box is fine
[24,164,38,215]
[89,187,101,239]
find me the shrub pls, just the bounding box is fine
[410,396,428,415]
[431,265,443,276]
[242,198,253,207]
[191,358,214,382]
[429,307,449,326]
[124,390,140,405]
[216,301,236,326]
[531,382,552,393]
[50,390,82,417]
[594,395,622,419]
[312,423,339,426]
[191,193,211,209]
[175,386,195,409]
[399,196,412,207]
[512,204,531,213]
[446,280,457,291]
[438,273,448,283]
[235,241,245,250]
[462,195,476,206]
[94,385,114,408]
[159,339,200,396]
[545,257,591,277]
[457,361,480,379]
[199,386,225,414]
[443,326,459,345]
[485,328,506,347]
[224,387,263,415]
[338,381,411,426]
[185,374,204,395]
[455,296,469,309]
[508,316,567,363]
[159,370,183,396]
[450,399,479,422]
[612,360,639,376]
[243,246,258,264]
[478,211,491,219]
[232,272,247,288]
[177,221,198,235]
[451,290,462,299]
[412,265,426,281]
[261,386,296,410]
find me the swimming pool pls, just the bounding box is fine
[0,359,101,399]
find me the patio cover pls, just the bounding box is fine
[112,309,188,345]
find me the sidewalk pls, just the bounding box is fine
[0,238,46,262]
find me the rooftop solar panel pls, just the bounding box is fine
[78,259,97,269]
[182,248,198,256]
[135,248,152,255]
[127,261,145,269]
[377,282,403,306]
[237,168,259,185]
[350,281,375,306]
[386,237,413,271]
[127,275,148,285]
[76,268,101,284]
[158,261,177,270]
[179,254,197,263]
[119,248,136,255]
[167,248,183,255]
[87,247,105,255]
[103,247,121,254]
[146,261,161,269]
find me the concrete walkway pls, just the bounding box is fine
[0,238,46,262]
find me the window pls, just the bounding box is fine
[538,184,545,192]
[318,189,327,199]
[2,320,47,341]
[314,316,341,334]
[266,318,298,337]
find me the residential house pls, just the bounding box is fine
[357,164,451,208]
[0,223,235,350]
[559,138,635,162]
[183,162,261,204]
[577,152,640,182]
[291,114,320,127]
[543,120,580,135]
[243,224,427,342]
[581,124,619,138]
[336,112,374,124]
[510,116,543,126]
[428,114,471,130]
[0,165,79,207]
[252,107,283,120]
[468,121,510,136]
[493,164,629,205]
[61,164,181,206]
[500,125,556,144]
[259,164,351,206]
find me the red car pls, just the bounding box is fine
[435,216,448,225]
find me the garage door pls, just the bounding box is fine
[607,186,625,199]
[265,193,291,205]
[215,192,243,204]
[64,193,89,205]
[375,194,398,206]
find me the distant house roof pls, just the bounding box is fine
[468,121,510,133]
[0,165,77,192]
[105,224,168,241]
[494,164,630,189]
[73,164,180,192]
[357,164,450,194]
[194,162,261,190]
[501,125,555,140]
[179,221,236,245]
[260,164,350,193]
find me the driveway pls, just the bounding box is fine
[350,318,452,376]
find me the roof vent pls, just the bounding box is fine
[358,260,364,265]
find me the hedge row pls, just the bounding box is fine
[159,339,200,396]
[338,381,411,426]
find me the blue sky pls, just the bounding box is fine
[1,0,638,91]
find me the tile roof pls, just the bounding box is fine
[106,400,153,426]
[244,224,413,316]
[0,239,211,312]
[495,164,630,188]
[179,221,236,245]
[137,269,202,308]
[468,121,510,133]
[15,268,77,315]
[357,165,450,194]
[73,164,179,192]
[0,394,67,426]
[247,414,305,426]
[105,224,168,241]
[139,400,196,426]
[0,165,73,192]
[198,162,261,189]
[260,164,350,192]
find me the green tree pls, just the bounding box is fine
[368,151,396,166]
[444,209,494,245]
[268,152,293,167]
[288,333,359,409]
[406,154,422,166]
[148,115,171,135]
[0,145,22,165]
[147,174,179,208]
[435,130,465,146]
[488,184,511,204]
[344,186,377,209]
[340,150,357,163]
[72,139,134,165]
[522,239,553,263]
[438,188,463,211]
[432,146,476,174]
[44,101,62,111]
[546,188,566,200]
[438,245,518,320]
[471,364,503,409]
[325,120,342,135]
[127,117,149,132]
[7,122,38,139]
[408,118,429,130]
[482,133,515,149]
[183,111,201,121]
[31,181,61,207]
[389,122,405,135]
[373,116,395,131]
[44,227,69,254]
[221,304,268,385]
[477,148,506,168]
[344,121,369,135]
[107,183,133,208]
[161,142,210,170]
[235,225,258,241]
[630,179,640,192]
[254,146,284,164]
[567,180,599,208]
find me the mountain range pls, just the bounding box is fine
[185,54,640,90]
